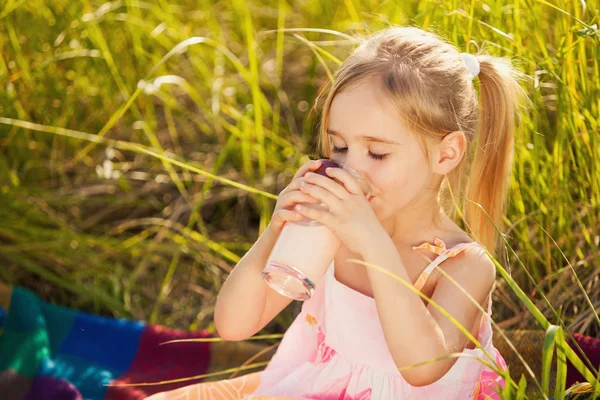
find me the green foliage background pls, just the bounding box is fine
[0,0,598,397]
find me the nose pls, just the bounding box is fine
[344,164,367,181]
[340,161,371,196]
[341,156,368,181]
[339,152,362,176]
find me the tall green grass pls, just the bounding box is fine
[1,0,598,398]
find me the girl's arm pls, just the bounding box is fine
[214,226,294,341]
[214,159,323,340]
[360,229,496,387]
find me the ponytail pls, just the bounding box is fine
[465,56,526,254]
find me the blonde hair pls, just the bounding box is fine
[312,26,526,255]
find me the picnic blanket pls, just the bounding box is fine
[0,282,274,400]
[0,281,598,399]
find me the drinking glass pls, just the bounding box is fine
[262,160,372,301]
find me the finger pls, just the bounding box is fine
[293,159,322,180]
[303,172,348,200]
[286,176,307,192]
[270,210,304,233]
[274,209,304,223]
[278,161,319,197]
[278,175,305,198]
[281,174,310,197]
[299,183,342,210]
[294,203,333,226]
[324,167,363,195]
[280,190,321,208]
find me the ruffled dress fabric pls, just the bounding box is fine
[146,240,506,400]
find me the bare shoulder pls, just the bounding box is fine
[435,243,496,298]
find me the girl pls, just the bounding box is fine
[146,25,525,400]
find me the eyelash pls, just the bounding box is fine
[331,146,389,161]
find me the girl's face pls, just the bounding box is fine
[326,80,438,222]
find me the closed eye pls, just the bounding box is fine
[331,146,389,161]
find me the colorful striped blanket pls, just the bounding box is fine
[1,282,598,399]
[0,283,274,400]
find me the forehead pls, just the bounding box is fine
[328,81,410,144]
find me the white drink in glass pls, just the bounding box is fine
[262,161,371,301]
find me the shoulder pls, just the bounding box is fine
[434,243,496,299]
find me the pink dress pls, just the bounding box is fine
[146,239,506,400]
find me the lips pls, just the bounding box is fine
[368,195,375,202]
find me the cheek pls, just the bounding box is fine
[374,159,429,203]
[370,166,408,203]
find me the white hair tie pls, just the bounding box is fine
[460,53,480,79]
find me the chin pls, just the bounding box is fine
[371,202,389,220]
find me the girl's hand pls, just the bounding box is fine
[267,159,323,236]
[295,167,383,255]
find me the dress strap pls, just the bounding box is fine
[412,237,480,291]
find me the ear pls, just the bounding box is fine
[432,131,466,175]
